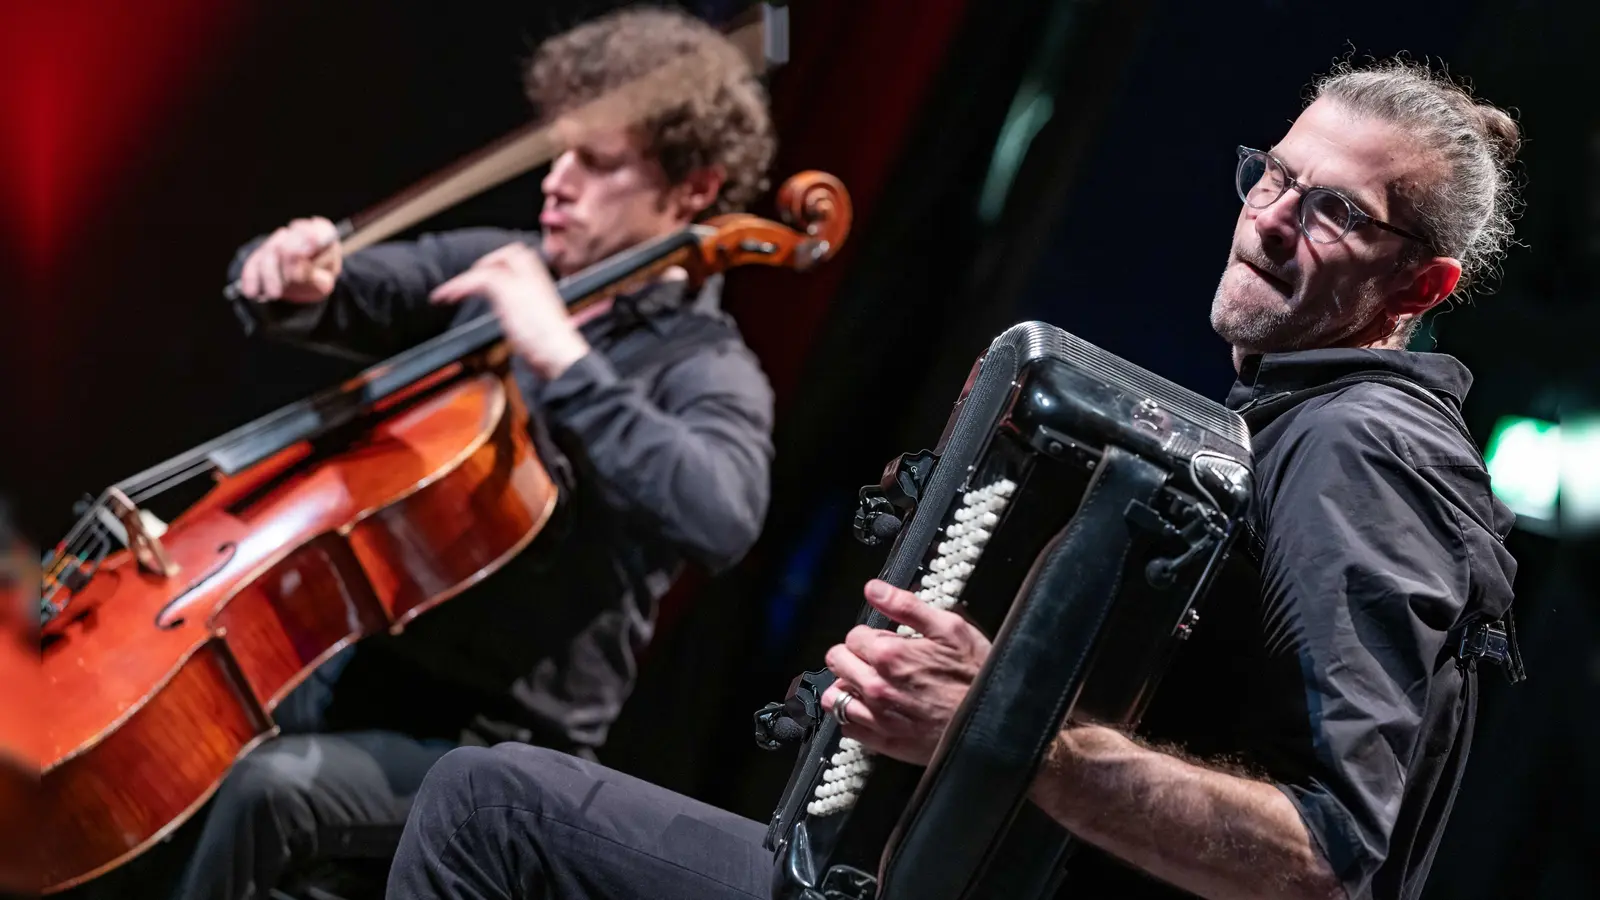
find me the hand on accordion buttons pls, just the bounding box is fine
[821,579,991,767]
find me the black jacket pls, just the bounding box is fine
[1067,348,1518,900]
[228,227,775,751]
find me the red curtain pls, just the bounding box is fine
[0,0,245,277]
[731,0,974,404]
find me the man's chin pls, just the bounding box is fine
[1211,296,1296,351]
[540,241,578,277]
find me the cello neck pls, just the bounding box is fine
[555,226,711,313]
[119,225,711,501]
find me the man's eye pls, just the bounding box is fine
[579,151,623,171]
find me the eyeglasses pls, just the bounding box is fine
[1234,146,1435,252]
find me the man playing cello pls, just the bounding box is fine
[158,7,779,899]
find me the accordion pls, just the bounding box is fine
[757,321,1254,900]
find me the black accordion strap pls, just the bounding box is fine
[879,444,1169,900]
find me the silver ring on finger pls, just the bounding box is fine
[833,691,856,726]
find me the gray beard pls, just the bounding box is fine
[1210,274,1380,356]
[1210,285,1297,352]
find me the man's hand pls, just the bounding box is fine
[430,243,591,380]
[819,579,991,766]
[237,217,343,303]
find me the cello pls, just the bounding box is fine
[36,144,851,894]
[1,502,42,897]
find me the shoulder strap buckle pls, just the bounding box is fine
[1457,611,1528,684]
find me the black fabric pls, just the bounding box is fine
[1062,348,1518,900]
[169,731,456,900]
[387,744,773,900]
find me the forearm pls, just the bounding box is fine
[1028,725,1343,900]
[226,227,520,358]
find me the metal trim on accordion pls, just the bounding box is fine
[755,321,1254,900]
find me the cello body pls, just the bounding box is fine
[39,362,557,892]
[1,505,43,896]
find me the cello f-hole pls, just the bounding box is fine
[155,543,238,630]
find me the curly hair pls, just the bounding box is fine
[524,5,777,217]
[1311,56,1525,301]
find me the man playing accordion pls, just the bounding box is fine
[386,56,1523,900]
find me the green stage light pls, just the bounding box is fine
[1560,413,1600,533]
[1484,416,1560,524]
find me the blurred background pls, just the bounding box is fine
[2,0,1595,896]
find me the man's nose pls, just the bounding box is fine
[542,150,579,199]
[1250,190,1301,255]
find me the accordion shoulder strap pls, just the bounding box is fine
[879,444,1169,900]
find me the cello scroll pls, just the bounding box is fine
[693,171,853,275]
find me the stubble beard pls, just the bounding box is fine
[1210,263,1299,355]
[1211,266,1385,356]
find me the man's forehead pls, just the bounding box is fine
[552,115,643,154]
[1270,99,1420,213]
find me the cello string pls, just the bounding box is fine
[44,491,109,570]
[126,460,216,505]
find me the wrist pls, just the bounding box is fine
[529,333,591,381]
[1028,724,1130,822]
[1029,731,1075,804]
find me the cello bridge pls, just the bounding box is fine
[106,488,179,578]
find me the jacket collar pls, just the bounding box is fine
[533,234,724,338]
[584,273,725,340]
[1226,348,1474,412]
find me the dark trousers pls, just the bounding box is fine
[388,743,775,899]
[167,730,456,900]
[157,648,460,900]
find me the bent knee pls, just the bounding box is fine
[220,737,324,803]
[419,744,587,818]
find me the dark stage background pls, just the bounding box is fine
[4,1,1596,897]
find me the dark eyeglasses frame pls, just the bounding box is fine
[1235,146,1436,253]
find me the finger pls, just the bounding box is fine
[258,244,285,299]
[275,223,321,264]
[242,228,290,298]
[292,216,341,249]
[281,254,308,292]
[863,579,958,640]
[290,219,342,271]
[280,233,315,285]
[824,644,900,709]
[279,224,314,256]
[309,267,338,297]
[429,268,498,304]
[820,682,891,734]
[238,249,263,298]
[505,243,552,278]
[470,242,529,270]
[844,624,910,666]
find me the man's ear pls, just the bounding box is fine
[671,165,727,221]
[1390,255,1463,319]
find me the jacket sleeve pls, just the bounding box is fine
[1258,400,1472,899]
[225,227,531,360]
[536,335,775,573]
